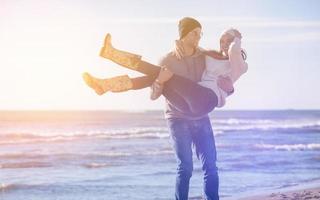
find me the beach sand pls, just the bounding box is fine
[238,187,320,200]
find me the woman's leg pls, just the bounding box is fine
[83,72,160,94]
[131,75,156,90]
[83,71,218,116]
[82,73,134,95]
[162,75,219,117]
[111,71,219,117]
[100,33,161,76]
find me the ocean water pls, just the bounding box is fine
[0,110,319,200]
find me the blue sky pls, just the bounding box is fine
[0,0,319,110]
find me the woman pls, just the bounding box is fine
[83,29,248,117]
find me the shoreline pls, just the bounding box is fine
[231,180,320,200]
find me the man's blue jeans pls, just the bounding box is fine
[167,116,219,200]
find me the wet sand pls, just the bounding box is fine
[239,187,320,200]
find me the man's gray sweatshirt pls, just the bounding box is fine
[158,49,208,120]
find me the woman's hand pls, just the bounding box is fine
[173,40,185,60]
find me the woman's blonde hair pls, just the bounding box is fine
[220,28,247,60]
[220,28,236,37]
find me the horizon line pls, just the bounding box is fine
[0,109,319,112]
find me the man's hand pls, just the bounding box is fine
[173,40,184,60]
[217,76,234,94]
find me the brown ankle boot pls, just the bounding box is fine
[100,33,142,70]
[82,73,133,95]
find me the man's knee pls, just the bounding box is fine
[202,163,218,177]
[177,162,193,178]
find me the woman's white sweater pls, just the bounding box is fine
[198,37,248,107]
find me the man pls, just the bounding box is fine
[156,17,220,200]
[85,16,222,200]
